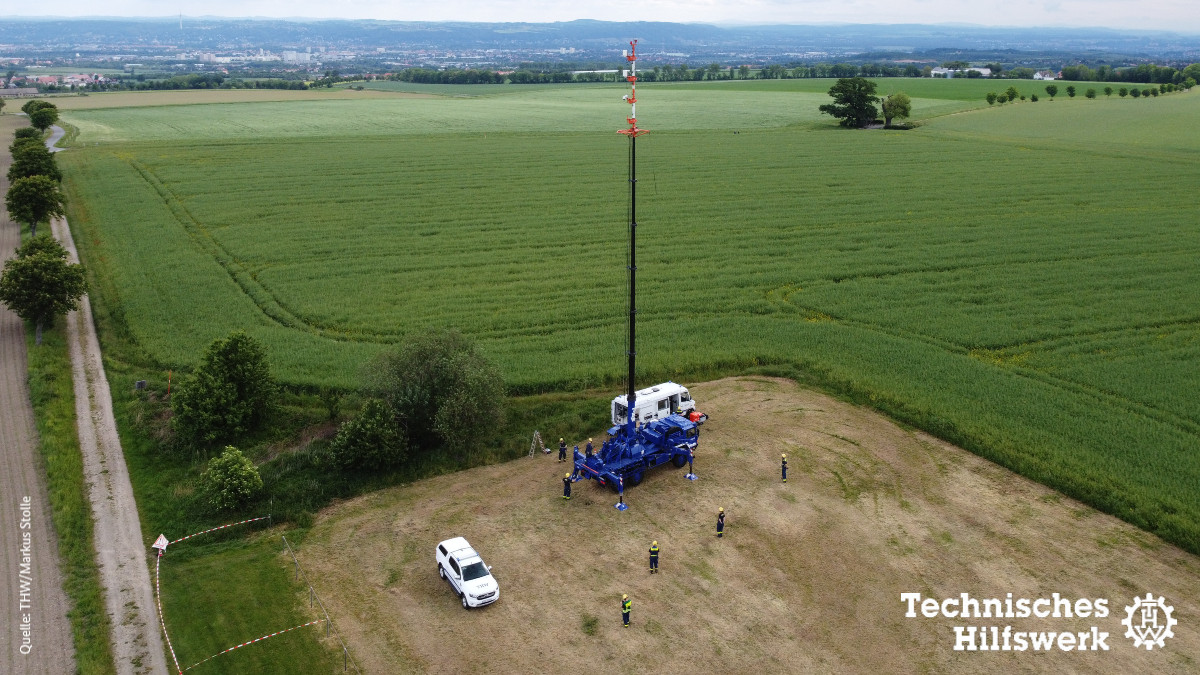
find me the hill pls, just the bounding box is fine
[295,377,1200,673]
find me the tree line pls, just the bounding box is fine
[1,100,88,345]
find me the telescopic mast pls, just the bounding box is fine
[617,39,647,438]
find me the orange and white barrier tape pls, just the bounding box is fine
[181,619,325,672]
[155,553,184,674]
[169,515,271,545]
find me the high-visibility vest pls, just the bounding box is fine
[623,599,632,612]
[649,546,659,558]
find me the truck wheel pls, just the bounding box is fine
[629,471,643,486]
[672,454,688,468]
[462,594,470,610]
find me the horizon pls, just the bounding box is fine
[2,2,1199,35]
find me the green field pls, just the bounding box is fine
[56,80,1200,561]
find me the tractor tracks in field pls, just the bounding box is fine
[0,125,75,674]
[768,283,1200,440]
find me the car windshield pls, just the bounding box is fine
[462,561,489,581]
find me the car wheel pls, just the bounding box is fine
[462,594,470,610]
[439,565,445,580]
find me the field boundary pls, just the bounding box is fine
[282,535,362,673]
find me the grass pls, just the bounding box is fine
[25,317,117,675]
[156,532,340,674]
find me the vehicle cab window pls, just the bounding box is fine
[450,559,461,577]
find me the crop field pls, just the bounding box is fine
[55,80,1200,560]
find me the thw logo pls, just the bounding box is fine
[1122,594,1176,650]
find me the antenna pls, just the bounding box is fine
[617,40,647,439]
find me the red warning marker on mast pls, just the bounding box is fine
[618,40,647,137]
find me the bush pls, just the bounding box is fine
[171,331,276,447]
[13,127,42,141]
[366,329,504,460]
[328,398,407,470]
[200,446,263,511]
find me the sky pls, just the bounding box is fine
[6,0,1199,33]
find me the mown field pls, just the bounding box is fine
[54,78,1200,569]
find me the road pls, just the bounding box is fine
[0,116,76,674]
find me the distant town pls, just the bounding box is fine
[1,18,1198,91]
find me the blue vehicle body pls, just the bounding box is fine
[573,414,700,491]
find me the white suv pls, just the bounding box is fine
[435,537,499,609]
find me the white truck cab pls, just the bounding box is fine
[436,537,499,609]
[611,381,696,426]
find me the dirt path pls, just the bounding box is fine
[0,116,76,675]
[301,376,1200,673]
[53,212,168,674]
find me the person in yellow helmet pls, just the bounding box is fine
[559,437,567,462]
[622,593,632,627]
[649,540,660,573]
[586,437,594,456]
[562,473,572,500]
[716,507,725,538]
[781,453,788,483]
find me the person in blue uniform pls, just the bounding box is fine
[586,438,594,456]
[649,541,659,573]
[559,438,567,461]
[622,594,632,627]
[563,473,572,500]
[716,507,725,537]
[781,453,788,482]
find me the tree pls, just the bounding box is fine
[5,175,66,238]
[1066,86,1077,98]
[986,92,997,105]
[28,106,59,133]
[1004,85,1020,101]
[1030,94,1039,102]
[818,77,880,128]
[13,127,42,141]
[0,98,4,115]
[0,236,87,345]
[328,398,407,470]
[1086,88,1096,99]
[171,331,276,447]
[1104,86,1114,97]
[21,100,52,115]
[1131,88,1141,98]
[1119,87,1129,97]
[8,141,62,183]
[365,329,504,460]
[199,446,262,511]
[1045,84,1058,99]
[881,92,911,128]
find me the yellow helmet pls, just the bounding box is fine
[652,540,657,546]
[622,594,628,599]
[719,507,724,512]
[565,473,571,478]
[782,453,787,458]
[560,437,564,442]
[589,437,593,442]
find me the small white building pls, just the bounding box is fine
[1033,70,1057,80]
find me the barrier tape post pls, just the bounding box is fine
[282,535,361,673]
